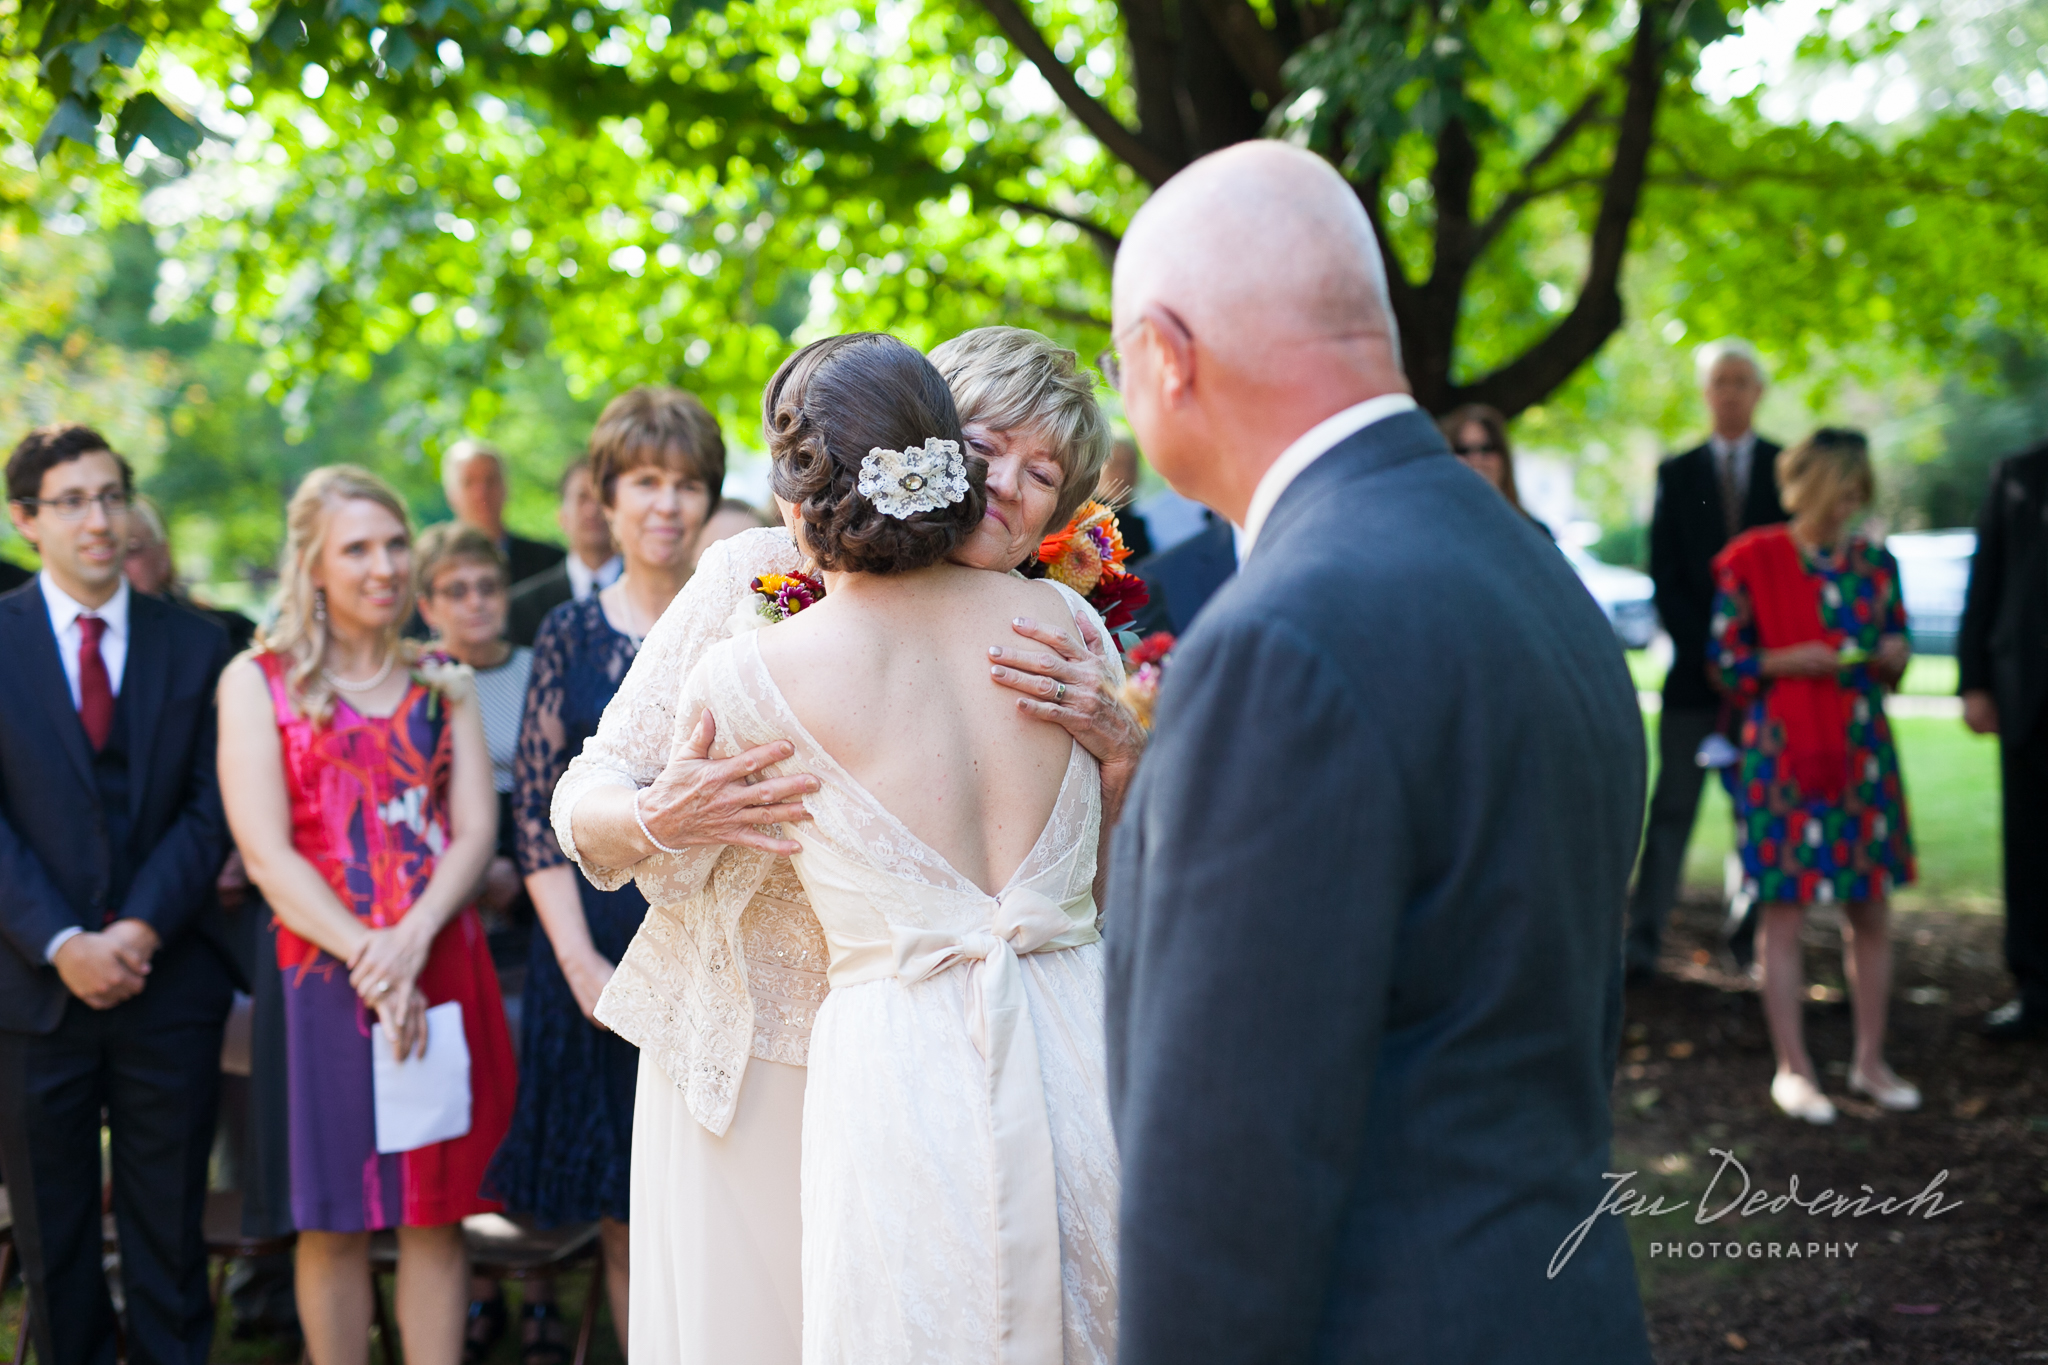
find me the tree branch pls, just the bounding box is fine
[993,196,1123,260]
[972,0,1178,185]
[1472,85,1610,254]
[1453,1,1668,417]
[933,270,1112,331]
[1427,114,1480,285]
[1187,0,1289,105]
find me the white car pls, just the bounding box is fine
[1886,529,1976,655]
[1563,544,1660,649]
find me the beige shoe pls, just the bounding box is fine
[1771,1071,1837,1124]
[1848,1067,1922,1112]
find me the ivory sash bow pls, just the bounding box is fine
[826,886,1098,1365]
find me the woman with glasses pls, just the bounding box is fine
[1438,404,1553,540]
[414,524,531,932]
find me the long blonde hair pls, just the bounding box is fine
[254,465,418,722]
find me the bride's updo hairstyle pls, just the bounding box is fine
[764,332,988,574]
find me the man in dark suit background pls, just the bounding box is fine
[507,456,622,645]
[0,557,28,592]
[1630,342,1786,977]
[1,424,237,1365]
[444,438,565,585]
[1104,142,1650,1364]
[1131,509,1235,637]
[1958,440,2048,1039]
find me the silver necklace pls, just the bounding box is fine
[323,650,397,693]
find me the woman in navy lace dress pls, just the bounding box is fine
[483,387,723,1356]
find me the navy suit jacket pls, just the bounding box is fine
[1106,411,1652,1364]
[1133,514,1237,637]
[0,581,234,1035]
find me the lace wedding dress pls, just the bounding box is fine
[558,527,828,1364]
[678,621,1120,1365]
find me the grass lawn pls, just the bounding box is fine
[1626,647,2002,911]
[1625,649,1960,698]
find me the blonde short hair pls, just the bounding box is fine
[1777,428,1874,517]
[929,327,1113,532]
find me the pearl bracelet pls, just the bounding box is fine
[634,789,686,856]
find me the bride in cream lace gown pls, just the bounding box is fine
[677,596,1118,1365]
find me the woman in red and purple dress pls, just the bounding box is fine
[1709,428,1919,1128]
[219,466,515,1365]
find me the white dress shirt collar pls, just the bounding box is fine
[39,570,131,705]
[1239,393,1419,561]
[565,553,623,601]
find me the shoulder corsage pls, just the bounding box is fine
[411,648,476,716]
[1025,500,1150,646]
[729,569,826,636]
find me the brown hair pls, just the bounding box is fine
[413,521,509,601]
[1438,404,1523,510]
[588,387,725,514]
[1778,427,1874,517]
[764,333,987,574]
[7,423,134,504]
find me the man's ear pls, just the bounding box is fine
[7,502,38,552]
[1144,305,1196,406]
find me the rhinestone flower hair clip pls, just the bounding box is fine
[857,437,971,520]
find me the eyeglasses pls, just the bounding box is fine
[1097,347,1123,394]
[1453,444,1503,458]
[1097,307,1192,395]
[428,579,505,604]
[14,490,131,520]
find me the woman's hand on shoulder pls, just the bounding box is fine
[990,611,1146,778]
[635,708,818,856]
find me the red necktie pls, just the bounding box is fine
[77,615,114,751]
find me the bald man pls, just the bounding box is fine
[443,440,565,585]
[1102,143,1652,1364]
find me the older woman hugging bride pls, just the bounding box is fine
[550,327,1140,1363]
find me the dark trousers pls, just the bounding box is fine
[1625,705,1719,971]
[2003,706,2048,1010]
[0,938,233,1365]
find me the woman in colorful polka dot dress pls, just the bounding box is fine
[1709,428,1920,1125]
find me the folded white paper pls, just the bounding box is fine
[371,1000,473,1154]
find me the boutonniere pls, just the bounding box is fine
[1025,500,1150,649]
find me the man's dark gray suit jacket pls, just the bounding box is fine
[1105,410,1652,1363]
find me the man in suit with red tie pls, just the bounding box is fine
[1,424,236,1365]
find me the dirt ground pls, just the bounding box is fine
[1618,892,2048,1364]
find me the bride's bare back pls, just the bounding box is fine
[755,561,1080,897]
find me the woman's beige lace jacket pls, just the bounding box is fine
[557,527,828,1136]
